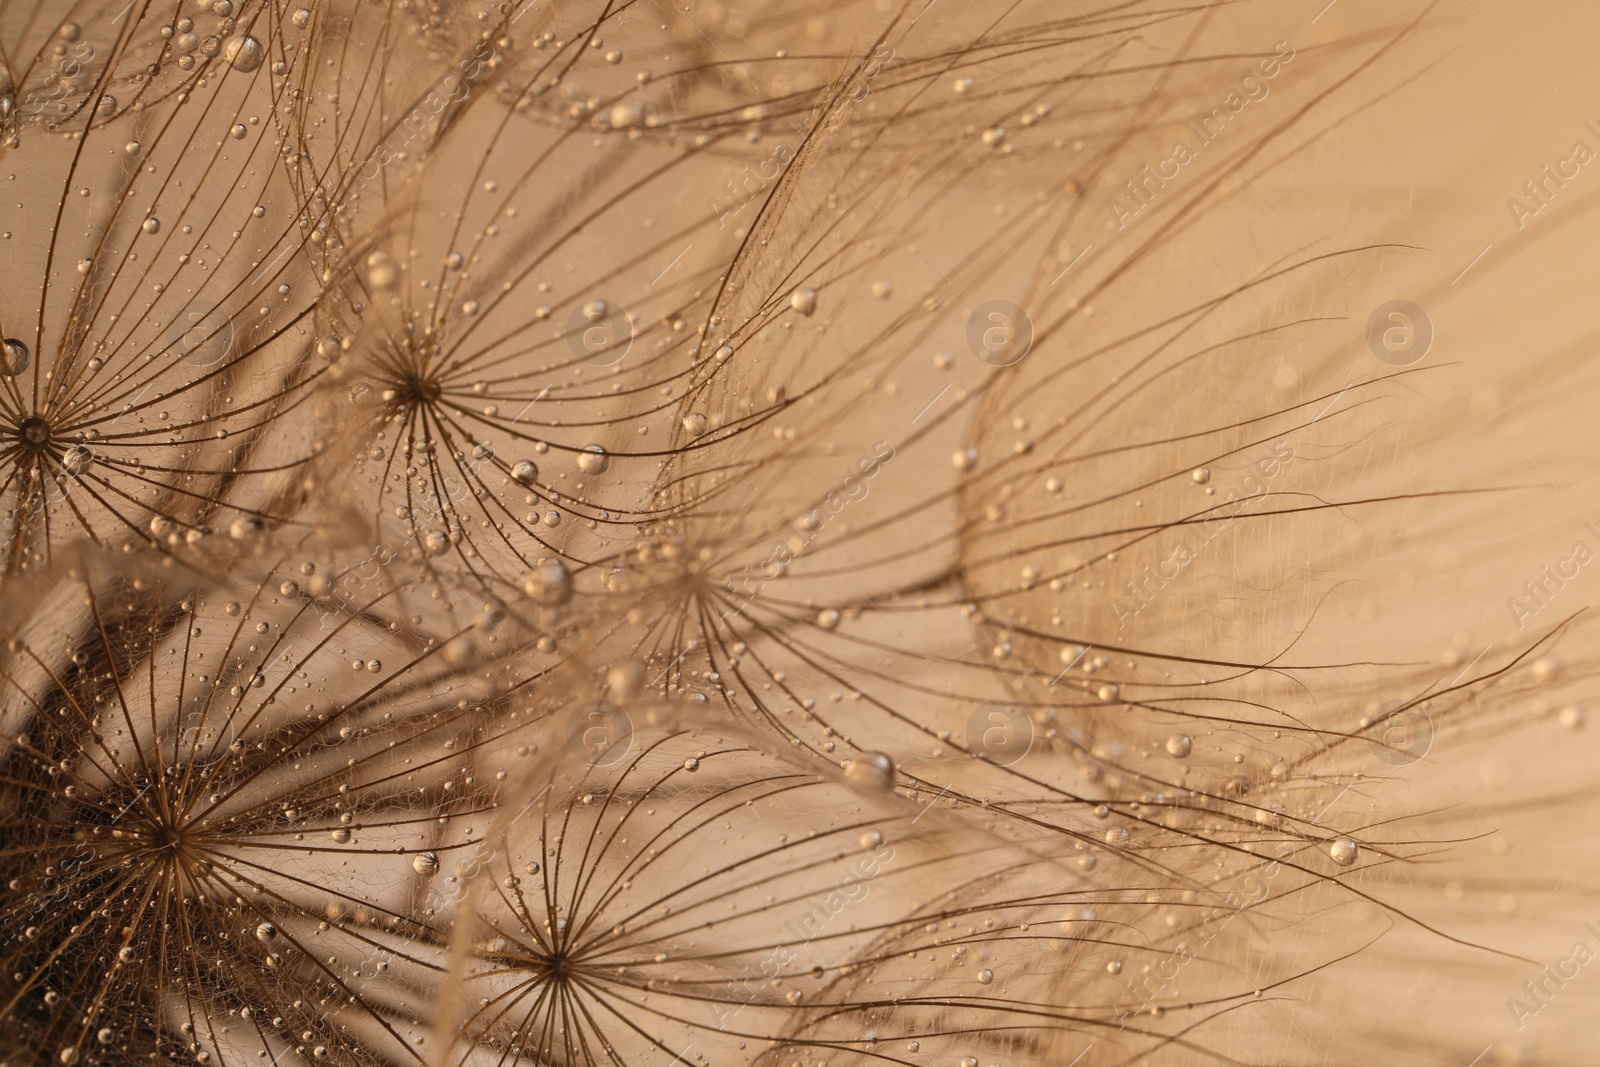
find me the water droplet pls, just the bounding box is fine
[1,337,29,375]
[1191,467,1210,484]
[1165,734,1192,758]
[292,8,311,28]
[512,459,539,485]
[577,444,609,475]
[681,413,707,437]
[125,141,142,156]
[366,251,398,290]
[609,100,645,127]
[977,968,994,984]
[230,123,248,139]
[1329,837,1358,866]
[330,827,351,843]
[255,922,278,942]
[142,217,160,235]
[422,530,448,555]
[224,35,264,72]
[790,287,817,315]
[413,852,440,876]
[844,751,895,792]
[682,757,700,772]
[817,608,841,630]
[62,444,93,475]
[952,447,978,471]
[1104,826,1130,847]
[97,94,118,119]
[521,559,573,606]
[859,829,883,850]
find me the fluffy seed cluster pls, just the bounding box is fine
[0,2,1595,1066]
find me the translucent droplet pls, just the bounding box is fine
[224,35,265,72]
[97,94,118,119]
[859,829,883,849]
[366,251,399,290]
[291,8,311,28]
[422,530,449,555]
[977,968,994,984]
[62,444,93,475]
[1329,837,1358,866]
[844,751,896,792]
[1165,734,1192,758]
[577,444,609,475]
[521,559,573,606]
[952,447,978,471]
[1191,467,1211,484]
[141,217,160,235]
[790,287,817,315]
[413,852,440,876]
[255,922,278,942]
[682,757,700,772]
[681,413,707,436]
[609,100,645,127]
[278,580,299,597]
[1104,826,1130,847]
[511,459,539,485]
[816,608,841,630]
[1,337,29,375]
[230,123,248,139]
[330,827,351,843]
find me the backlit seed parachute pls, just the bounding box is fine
[300,2,957,597]
[0,1,349,573]
[0,543,551,1064]
[432,720,1174,1066]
